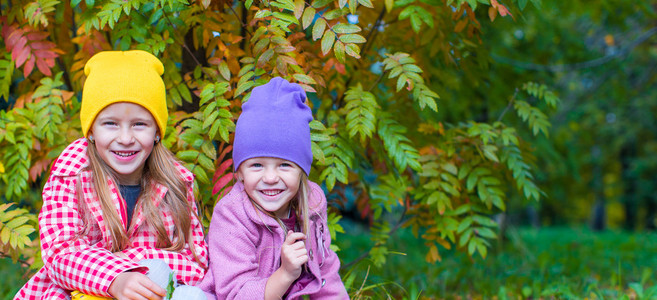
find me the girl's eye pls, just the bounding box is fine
[103,121,117,126]
[251,163,263,168]
[134,122,147,127]
[280,163,292,168]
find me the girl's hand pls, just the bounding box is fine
[280,230,308,281]
[109,271,166,300]
[113,251,129,260]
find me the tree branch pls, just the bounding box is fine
[496,88,518,122]
[336,7,387,108]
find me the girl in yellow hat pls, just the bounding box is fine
[14,50,208,300]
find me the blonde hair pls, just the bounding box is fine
[79,141,202,264]
[245,169,311,237]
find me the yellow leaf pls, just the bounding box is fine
[0,160,4,173]
[294,0,304,19]
[1,226,10,244]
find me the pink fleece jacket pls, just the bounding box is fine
[197,181,348,299]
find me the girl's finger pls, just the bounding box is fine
[284,232,306,244]
[142,278,166,297]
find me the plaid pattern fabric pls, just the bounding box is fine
[15,138,208,300]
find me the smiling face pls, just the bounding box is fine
[89,102,158,185]
[237,157,303,219]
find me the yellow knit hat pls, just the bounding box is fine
[80,50,168,137]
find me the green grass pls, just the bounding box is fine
[0,257,30,300]
[337,224,657,299]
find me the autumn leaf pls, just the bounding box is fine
[1,24,60,77]
[490,0,514,20]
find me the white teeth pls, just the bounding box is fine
[262,190,281,196]
[114,151,137,157]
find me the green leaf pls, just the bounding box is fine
[345,43,361,59]
[357,0,373,8]
[321,30,336,55]
[333,41,346,63]
[339,34,366,44]
[332,23,361,34]
[302,7,316,29]
[312,18,327,41]
[273,12,299,24]
[293,73,317,85]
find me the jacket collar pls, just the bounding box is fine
[232,180,322,227]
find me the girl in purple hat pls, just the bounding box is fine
[198,77,348,299]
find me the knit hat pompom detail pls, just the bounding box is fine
[233,77,314,175]
[80,50,168,137]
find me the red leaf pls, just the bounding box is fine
[11,36,28,60]
[36,58,51,76]
[23,55,35,77]
[216,145,233,162]
[212,173,234,195]
[34,49,58,59]
[45,58,55,68]
[30,41,55,50]
[26,31,49,41]
[6,29,24,50]
[15,45,30,67]
[217,159,233,174]
[215,186,233,200]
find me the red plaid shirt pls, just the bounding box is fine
[15,138,208,299]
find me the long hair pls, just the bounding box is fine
[248,171,311,238]
[81,141,202,264]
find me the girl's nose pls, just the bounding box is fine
[118,128,135,144]
[263,169,279,183]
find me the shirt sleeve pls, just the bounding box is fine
[204,198,269,300]
[40,175,144,297]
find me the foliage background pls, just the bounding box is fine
[1,0,656,298]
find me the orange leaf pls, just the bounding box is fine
[334,61,346,74]
[13,93,32,108]
[61,91,75,104]
[29,158,52,182]
[454,19,468,33]
[488,7,497,21]
[323,58,335,72]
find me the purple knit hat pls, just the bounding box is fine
[233,77,313,175]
